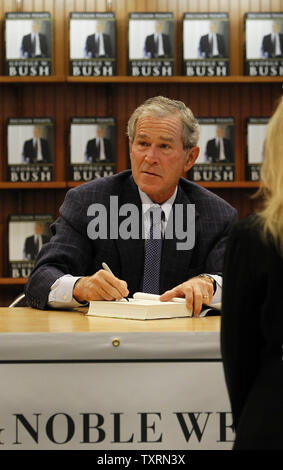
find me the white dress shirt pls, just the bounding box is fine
[34,138,43,161]
[98,138,106,160]
[210,33,219,56]
[217,138,226,161]
[273,33,282,56]
[155,33,165,56]
[48,186,222,308]
[32,33,41,56]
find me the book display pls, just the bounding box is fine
[5,12,52,76]
[246,117,269,181]
[189,117,234,182]
[183,12,229,76]
[8,214,53,278]
[0,0,281,307]
[69,12,116,76]
[128,12,174,76]
[69,117,116,181]
[244,12,283,76]
[7,117,53,182]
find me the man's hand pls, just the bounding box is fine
[73,270,129,303]
[160,276,214,317]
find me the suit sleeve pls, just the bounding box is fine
[25,187,95,309]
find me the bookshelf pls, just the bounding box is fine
[0,0,282,306]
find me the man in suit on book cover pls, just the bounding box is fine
[23,222,49,261]
[261,21,283,58]
[20,20,48,58]
[22,126,51,164]
[25,96,237,316]
[85,21,112,58]
[198,21,226,58]
[205,126,233,163]
[144,21,171,58]
[84,126,113,162]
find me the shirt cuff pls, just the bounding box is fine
[48,274,88,309]
[203,274,222,304]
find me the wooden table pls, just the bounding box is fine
[0,306,220,333]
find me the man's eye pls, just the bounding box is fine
[138,141,148,147]
[160,143,170,149]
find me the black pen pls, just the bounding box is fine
[102,262,129,301]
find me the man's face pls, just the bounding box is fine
[96,22,104,34]
[216,127,224,139]
[210,22,217,34]
[129,115,199,204]
[272,22,280,34]
[155,22,163,34]
[97,127,104,138]
[32,22,40,34]
[34,223,42,235]
[33,127,41,139]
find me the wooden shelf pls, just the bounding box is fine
[198,181,260,188]
[0,182,67,189]
[67,75,283,84]
[0,180,259,190]
[0,278,27,285]
[0,76,65,83]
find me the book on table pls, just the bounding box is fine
[86,292,221,320]
[87,292,190,320]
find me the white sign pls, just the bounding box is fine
[0,331,234,450]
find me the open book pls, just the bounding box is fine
[87,292,221,320]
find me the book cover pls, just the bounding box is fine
[183,12,229,77]
[128,12,174,77]
[7,117,53,182]
[188,117,234,182]
[8,214,53,278]
[69,117,116,182]
[246,117,269,181]
[244,12,283,76]
[5,12,52,76]
[69,12,116,77]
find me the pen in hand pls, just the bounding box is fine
[102,262,129,302]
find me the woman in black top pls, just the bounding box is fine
[221,96,283,450]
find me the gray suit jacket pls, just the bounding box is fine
[25,170,237,309]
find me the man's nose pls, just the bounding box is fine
[144,145,159,163]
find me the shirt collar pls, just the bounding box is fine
[138,186,178,222]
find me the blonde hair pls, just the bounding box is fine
[255,96,283,255]
[127,96,200,149]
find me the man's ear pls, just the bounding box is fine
[184,146,200,172]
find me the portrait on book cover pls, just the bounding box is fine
[129,19,173,60]
[70,123,115,164]
[6,18,51,59]
[197,123,234,164]
[247,122,268,164]
[183,19,228,60]
[70,19,115,59]
[246,18,283,59]
[9,219,52,262]
[7,124,53,165]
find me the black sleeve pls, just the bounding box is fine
[220,220,264,430]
